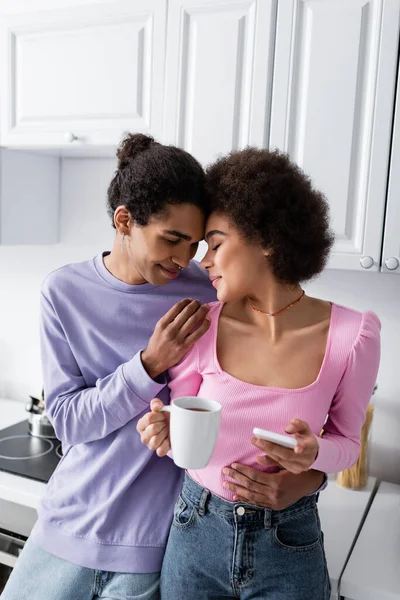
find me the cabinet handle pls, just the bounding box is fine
[64,132,78,143]
[360,256,374,269]
[384,257,399,271]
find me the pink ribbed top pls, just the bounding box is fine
[169,302,381,501]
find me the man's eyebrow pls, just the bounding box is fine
[162,229,192,241]
[205,230,227,241]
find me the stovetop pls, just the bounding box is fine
[0,420,61,483]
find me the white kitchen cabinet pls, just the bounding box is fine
[270,0,400,272]
[381,54,400,275]
[0,149,59,244]
[163,0,276,166]
[0,0,167,153]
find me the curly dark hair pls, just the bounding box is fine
[205,147,334,284]
[107,133,208,227]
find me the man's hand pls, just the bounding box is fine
[252,418,319,474]
[222,463,325,510]
[141,299,210,379]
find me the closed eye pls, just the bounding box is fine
[164,238,180,246]
[212,243,221,252]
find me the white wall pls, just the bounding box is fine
[0,158,398,484]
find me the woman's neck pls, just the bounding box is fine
[247,284,304,318]
[225,284,308,341]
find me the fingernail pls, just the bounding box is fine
[233,495,238,501]
[223,482,229,489]
[285,425,295,433]
[222,468,229,475]
[231,463,238,469]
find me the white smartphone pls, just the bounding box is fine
[253,427,298,449]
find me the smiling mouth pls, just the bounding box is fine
[210,276,222,287]
[159,265,180,279]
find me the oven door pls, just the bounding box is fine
[0,497,37,594]
[0,528,26,593]
[0,527,25,568]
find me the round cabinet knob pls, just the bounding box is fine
[64,132,78,143]
[385,257,399,271]
[360,256,374,269]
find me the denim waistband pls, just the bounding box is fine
[182,473,318,528]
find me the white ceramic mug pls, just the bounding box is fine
[161,396,222,469]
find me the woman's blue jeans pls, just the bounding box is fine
[160,473,331,600]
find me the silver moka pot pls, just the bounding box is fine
[26,390,57,439]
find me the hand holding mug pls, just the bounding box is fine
[138,396,222,469]
[137,398,171,457]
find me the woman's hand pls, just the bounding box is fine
[137,398,171,456]
[141,299,210,379]
[253,419,319,474]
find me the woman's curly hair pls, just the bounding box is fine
[205,147,334,284]
[107,133,208,227]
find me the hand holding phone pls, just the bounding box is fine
[253,427,298,449]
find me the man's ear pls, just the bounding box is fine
[114,205,132,235]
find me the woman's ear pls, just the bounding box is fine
[114,206,132,235]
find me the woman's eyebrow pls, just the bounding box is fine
[205,230,227,241]
[162,229,192,241]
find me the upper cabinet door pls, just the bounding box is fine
[0,0,167,150]
[382,57,400,275]
[163,0,276,166]
[270,0,400,272]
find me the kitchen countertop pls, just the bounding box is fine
[0,398,46,509]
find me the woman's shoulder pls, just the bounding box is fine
[332,303,381,343]
[205,301,224,316]
[195,301,223,343]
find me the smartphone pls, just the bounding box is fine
[252,427,298,449]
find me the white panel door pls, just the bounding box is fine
[0,0,167,149]
[164,0,276,166]
[270,0,400,271]
[381,56,400,275]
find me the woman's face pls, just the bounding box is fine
[127,203,205,285]
[200,212,268,302]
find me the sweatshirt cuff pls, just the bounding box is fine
[122,350,167,404]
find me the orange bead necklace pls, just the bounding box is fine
[248,289,305,317]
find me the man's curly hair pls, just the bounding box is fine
[205,147,334,284]
[107,133,208,227]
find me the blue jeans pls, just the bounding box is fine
[2,538,160,600]
[161,474,331,600]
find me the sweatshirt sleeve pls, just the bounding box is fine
[168,342,203,400]
[40,292,166,446]
[311,311,381,473]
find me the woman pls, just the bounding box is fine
[2,136,324,600]
[139,147,380,599]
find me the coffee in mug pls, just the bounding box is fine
[160,396,221,469]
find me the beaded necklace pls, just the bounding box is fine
[248,289,305,317]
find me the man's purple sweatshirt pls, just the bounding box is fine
[31,252,216,573]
